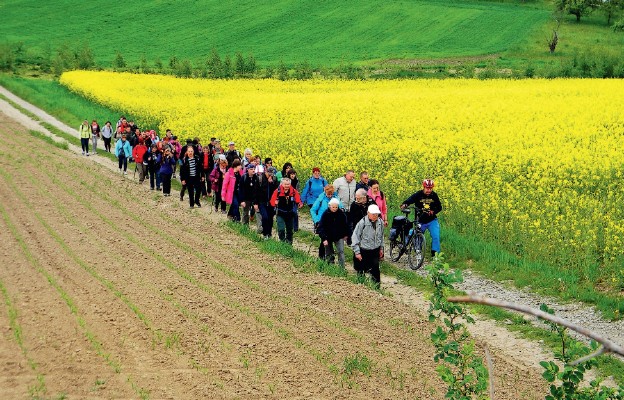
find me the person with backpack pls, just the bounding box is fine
[145,144,159,190]
[287,169,300,231]
[367,179,388,226]
[78,120,91,156]
[254,167,279,239]
[222,159,243,220]
[301,167,328,207]
[351,205,385,287]
[240,164,259,225]
[115,134,132,175]
[101,121,114,153]
[180,146,204,208]
[317,198,350,268]
[270,177,303,244]
[225,141,242,167]
[333,169,357,209]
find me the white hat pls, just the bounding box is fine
[367,204,381,214]
[329,198,340,206]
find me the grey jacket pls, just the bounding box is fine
[351,217,384,254]
[333,176,357,208]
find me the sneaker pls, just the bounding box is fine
[190,205,195,209]
[86,153,90,157]
[221,210,227,214]
[180,195,184,201]
[123,171,127,175]
[150,187,155,190]
[172,174,176,179]
[196,202,202,208]
[82,151,85,156]
[157,187,161,191]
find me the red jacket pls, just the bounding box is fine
[132,144,148,163]
[270,185,302,214]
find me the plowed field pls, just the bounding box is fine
[0,112,545,399]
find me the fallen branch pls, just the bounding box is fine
[484,345,495,399]
[448,295,624,364]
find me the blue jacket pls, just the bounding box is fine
[157,153,176,175]
[310,192,343,224]
[301,176,328,206]
[115,140,132,158]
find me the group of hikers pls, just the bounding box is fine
[78,117,443,286]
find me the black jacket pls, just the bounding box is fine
[241,173,259,203]
[402,190,442,224]
[180,155,203,182]
[348,198,374,232]
[255,174,279,205]
[318,209,350,243]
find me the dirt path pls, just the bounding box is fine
[0,106,550,398]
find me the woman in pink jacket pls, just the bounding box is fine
[367,179,388,226]
[221,159,243,221]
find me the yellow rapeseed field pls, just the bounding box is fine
[61,71,624,288]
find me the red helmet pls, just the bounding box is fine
[422,179,435,189]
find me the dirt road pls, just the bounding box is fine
[0,103,548,398]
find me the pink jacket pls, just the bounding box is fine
[367,188,388,222]
[221,168,245,204]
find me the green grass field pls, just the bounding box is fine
[0,0,550,66]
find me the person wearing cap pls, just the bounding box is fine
[400,179,443,258]
[310,185,343,259]
[209,157,229,213]
[225,141,241,167]
[240,164,260,226]
[270,177,303,244]
[351,204,385,287]
[317,198,350,268]
[212,139,224,163]
[301,167,328,207]
[254,166,279,239]
[333,170,357,209]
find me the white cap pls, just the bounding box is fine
[367,204,381,214]
[329,198,340,206]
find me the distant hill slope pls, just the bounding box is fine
[0,0,549,66]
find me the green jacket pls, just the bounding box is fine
[78,124,91,139]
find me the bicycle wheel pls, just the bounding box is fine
[389,238,404,262]
[407,232,426,270]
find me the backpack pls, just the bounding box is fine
[307,176,327,192]
[203,151,210,170]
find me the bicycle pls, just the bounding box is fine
[388,206,427,270]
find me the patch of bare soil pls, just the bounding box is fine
[0,108,547,398]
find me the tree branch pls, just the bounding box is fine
[447,295,624,363]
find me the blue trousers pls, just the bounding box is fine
[258,203,275,236]
[420,218,440,252]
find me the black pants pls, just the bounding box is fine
[103,137,112,152]
[186,178,202,207]
[358,247,381,285]
[180,183,187,199]
[214,190,226,211]
[118,155,127,171]
[161,173,172,194]
[80,138,89,153]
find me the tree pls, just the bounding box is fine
[223,54,233,78]
[206,48,222,78]
[602,0,624,25]
[555,0,599,22]
[75,42,95,70]
[113,51,126,70]
[234,52,246,77]
[246,53,257,75]
[140,54,151,74]
[277,60,288,81]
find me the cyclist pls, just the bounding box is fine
[400,179,442,258]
